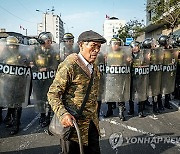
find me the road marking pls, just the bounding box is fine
[103,118,180,148]
[148,114,158,120]
[23,114,39,131]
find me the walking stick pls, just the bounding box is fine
[72,120,84,154]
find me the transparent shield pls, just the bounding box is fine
[104,46,131,102]
[0,43,31,107]
[131,49,150,102]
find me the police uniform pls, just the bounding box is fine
[104,37,131,121]
[142,38,162,114]
[0,36,30,135]
[174,36,180,100]
[158,35,178,109]
[47,30,106,154]
[128,41,150,118]
[31,32,60,127]
[60,33,78,61]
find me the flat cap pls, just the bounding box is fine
[77,30,106,44]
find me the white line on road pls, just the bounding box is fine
[103,118,180,148]
[23,114,39,131]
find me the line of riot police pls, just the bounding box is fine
[0,32,79,135]
[96,34,180,121]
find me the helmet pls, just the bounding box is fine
[110,37,123,46]
[142,38,153,49]
[29,38,38,45]
[130,41,140,48]
[175,35,180,47]
[63,33,74,41]
[158,35,169,46]
[6,36,19,45]
[38,32,53,44]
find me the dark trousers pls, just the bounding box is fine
[60,120,100,154]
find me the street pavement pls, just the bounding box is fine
[0,99,179,154]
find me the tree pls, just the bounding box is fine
[118,19,145,42]
[147,0,180,34]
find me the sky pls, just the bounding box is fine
[0,0,147,40]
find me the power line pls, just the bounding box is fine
[0,4,36,23]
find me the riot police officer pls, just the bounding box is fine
[30,32,60,128]
[104,37,131,121]
[158,35,178,109]
[128,41,150,118]
[142,38,163,114]
[0,36,31,134]
[0,38,6,124]
[174,35,180,100]
[60,33,75,61]
[95,45,106,118]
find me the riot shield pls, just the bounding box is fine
[161,48,178,95]
[31,45,60,113]
[95,46,106,102]
[73,43,80,54]
[60,42,74,61]
[131,48,150,102]
[104,46,132,102]
[0,43,31,108]
[148,47,164,96]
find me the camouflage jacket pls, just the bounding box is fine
[47,53,100,145]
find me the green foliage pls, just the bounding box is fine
[118,19,145,42]
[147,0,180,32]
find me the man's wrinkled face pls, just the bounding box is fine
[80,41,101,64]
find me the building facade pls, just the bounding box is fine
[103,17,126,45]
[37,13,64,44]
[145,0,180,39]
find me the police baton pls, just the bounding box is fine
[72,119,84,154]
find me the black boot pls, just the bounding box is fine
[0,107,2,124]
[5,108,14,127]
[118,102,125,121]
[157,94,164,110]
[128,100,134,115]
[104,102,113,118]
[138,102,145,118]
[153,96,160,114]
[112,102,116,109]
[164,94,173,109]
[10,107,22,135]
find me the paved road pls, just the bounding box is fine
[0,99,180,154]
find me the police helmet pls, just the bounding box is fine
[110,37,123,46]
[38,32,53,44]
[176,35,180,47]
[6,36,19,46]
[130,41,140,48]
[29,38,38,45]
[158,35,169,46]
[63,33,74,41]
[142,38,153,49]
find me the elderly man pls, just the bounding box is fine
[47,30,106,154]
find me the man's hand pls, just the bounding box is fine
[61,113,76,127]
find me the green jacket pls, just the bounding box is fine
[47,53,100,145]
